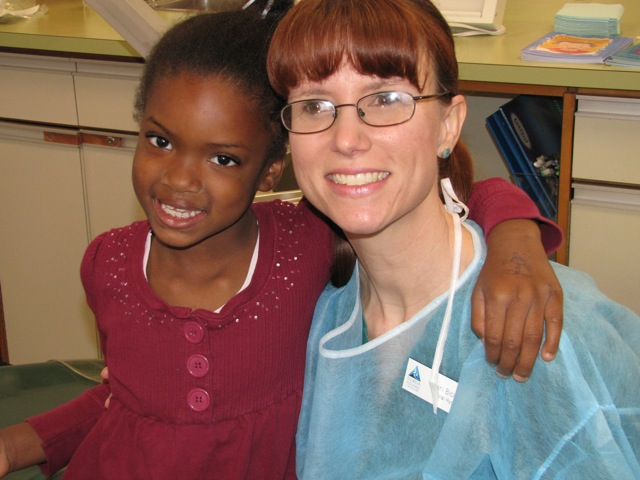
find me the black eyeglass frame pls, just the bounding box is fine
[280,91,451,134]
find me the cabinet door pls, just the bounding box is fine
[0,122,98,364]
[569,184,640,315]
[81,133,145,240]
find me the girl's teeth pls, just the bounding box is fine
[161,203,202,219]
[330,172,390,186]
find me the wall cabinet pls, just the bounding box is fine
[0,53,144,364]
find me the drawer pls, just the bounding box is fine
[573,96,640,186]
[74,60,144,132]
[0,53,78,126]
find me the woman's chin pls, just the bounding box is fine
[333,214,390,238]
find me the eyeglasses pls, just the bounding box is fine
[281,91,450,134]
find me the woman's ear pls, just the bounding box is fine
[257,157,286,192]
[439,94,467,152]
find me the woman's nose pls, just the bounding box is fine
[331,106,371,156]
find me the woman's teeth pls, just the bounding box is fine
[161,203,202,219]
[330,172,390,186]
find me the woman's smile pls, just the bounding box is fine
[328,171,390,186]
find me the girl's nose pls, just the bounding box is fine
[162,154,202,193]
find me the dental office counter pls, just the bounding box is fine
[0,0,639,367]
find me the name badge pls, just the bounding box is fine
[402,357,458,413]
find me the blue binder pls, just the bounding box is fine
[486,95,561,220]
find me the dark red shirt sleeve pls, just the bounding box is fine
[467,177,563,254]
[26,384,110,477]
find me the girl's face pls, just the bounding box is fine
[133,72,283,250]
[287,63,465,238]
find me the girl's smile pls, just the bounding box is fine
[153,199,205,228]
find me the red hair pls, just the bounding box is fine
[267,0,472,199]
[268,0,458,99]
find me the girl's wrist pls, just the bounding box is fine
[489,218,542,245]
[1,422,46,472]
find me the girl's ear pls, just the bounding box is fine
[439,94,467,152]
[257,157,286,192]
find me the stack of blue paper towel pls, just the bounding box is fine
[554,3,624,36]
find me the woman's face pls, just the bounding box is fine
[287,62,465,238]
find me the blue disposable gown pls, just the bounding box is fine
[296,222,640,479]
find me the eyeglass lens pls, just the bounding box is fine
[282,91,420,134]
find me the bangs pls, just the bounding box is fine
[268,0,434,97]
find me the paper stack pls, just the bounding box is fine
[605,43,640,68]
[521,33,633,64]
[554,3,624,36]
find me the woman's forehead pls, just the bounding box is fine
[291,57,434,94]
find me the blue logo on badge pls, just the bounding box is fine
[409,366,421,381]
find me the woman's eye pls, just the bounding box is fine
[146,134,173,150]
[369,92,403,108]
[210,154,239,167]
[302,101,333,117]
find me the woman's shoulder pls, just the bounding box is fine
[313,270,359,326]
[552,262,638,322]
[552,262,640,356]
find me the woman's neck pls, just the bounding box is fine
[350,207,473,339]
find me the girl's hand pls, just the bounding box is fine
[0,432,10,477]
[472,219,563,382]
[101,367,112,409]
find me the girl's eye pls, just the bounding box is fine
[210,154,239,167]
[146,134,173,151]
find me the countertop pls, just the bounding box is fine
[454,0,640,91]
[0,0,185,59]
[0,0,639,90]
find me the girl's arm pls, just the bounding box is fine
[0,382,108,478]
[467,177,564,382]
[24,384,110,477]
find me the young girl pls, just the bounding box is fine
[0,10,562,480]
